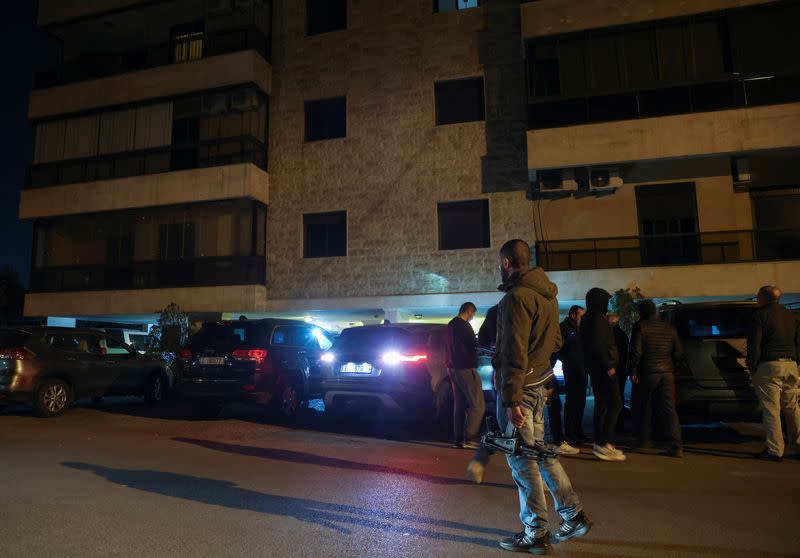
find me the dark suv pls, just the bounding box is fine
[0,327,171,417]
[320,324,494,435]
[175,319,334,419]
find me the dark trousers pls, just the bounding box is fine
[615,373,628,432]
[563,366,588,443]
[545,378,564,445]
[590,371,622,446]
[450,368,485,444]
[633,373,682,448]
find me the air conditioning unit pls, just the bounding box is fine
[207,0,233,16]
[731,156,751,184]
[589,167,623,189]
[533,168,578,192]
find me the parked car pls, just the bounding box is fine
[658,301,760,419]
[174,319,335,419]
[0,327,172,417]
[320,323,494,436]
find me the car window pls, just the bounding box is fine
[334,328,419,351]
[47,333,102,354]
[102,336,135,356]
[301,327,334,351]
[128,334,148,351]
[187,323,268,352]
[272,326,309,347]
[676,307,755,338]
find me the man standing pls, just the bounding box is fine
[495,239,591,554]
[446,302,485,449]
[608,313,629,433]
[628,300,683,457]
[556,306,586,447]
[747,285,800,462]
[581,288,626,461]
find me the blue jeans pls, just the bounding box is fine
[500,385,582,537]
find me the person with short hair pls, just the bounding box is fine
[608,313,630,433]
[493,239,591,554]
[446,302,484,449]
[747,285,800,462]
[556,305,586,448]
[628,300,684,457]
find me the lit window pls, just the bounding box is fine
[435,0,480,13]
[172,21,204,63]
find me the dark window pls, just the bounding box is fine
[528,42,560,97]
[307,0,346,36]
[304,211,347,258]
[438,200,490,250]
[675,307,754,339]
[434,77,485,125]
[636,183,699,265]
[623,29,657,88]
[434,0,479,13]
[304,97,347,141]
[690,19,731,79]
[589,33,622,92]
[159,223,195,260]
[188,323,269,352]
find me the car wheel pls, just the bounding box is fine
[191,401,223,419]
[272,372,307,421]
[144,371,166,406]
[35,379,70,418]
[434,379,454,441]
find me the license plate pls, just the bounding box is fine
[199,357,225,366]
[340,362,373,374]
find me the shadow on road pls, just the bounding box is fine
[62,462,505,547]
[171,437,517,490]
[572,536,797,558]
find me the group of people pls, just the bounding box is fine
[443,238,799,554]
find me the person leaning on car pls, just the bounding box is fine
[747,285,800,462]
[446,302,485,449]
[628,300,684,457]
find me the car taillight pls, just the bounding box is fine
[232,349,268,370]
[381,351,428,366]
[178,349,193,359]
[0,347,34,360]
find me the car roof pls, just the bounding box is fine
[660,301,757,312]
[201,318,329,328]
[2,326,117,335]
[340,323,447,335]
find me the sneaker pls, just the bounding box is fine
[605,443,624,456]
[593,444,626,461]
[556,441,580,455]
[664,446,683,458]
[755,450,782,462]
[452,442,464,449]
[499,531,550,554]
[552,512,593,543]
[463,440,480,450]
[466,459,485,485]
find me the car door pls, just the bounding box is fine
[45,333,109,399]
[426,329,449,393]
[100,335,144,395]
[270,325,307,376]
[298,326,334,397]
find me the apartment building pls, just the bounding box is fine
[19,0,800,329]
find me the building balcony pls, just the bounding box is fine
[29,49,272,120]
[536,229,800,272]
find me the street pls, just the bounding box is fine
[1,399,799,558]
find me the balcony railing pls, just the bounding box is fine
[30,256,266,293]
[535,229,800,271]
[528,72,800,129]
[35,27,270,90]
[27,136,267,189]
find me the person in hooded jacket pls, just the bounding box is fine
[493,239,591,554]
[581,288,626,462]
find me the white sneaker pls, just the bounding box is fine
[593,444,627,461]
[466,460,485,484]
[557,441,580,455]
[605,443,624,456]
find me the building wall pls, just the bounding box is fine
[266,1,533,301]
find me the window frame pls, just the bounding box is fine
[303,210,348,259]
[437,199,491,251]
[434,76,487,126]
[304,96,348,142]
[306,0,347,36]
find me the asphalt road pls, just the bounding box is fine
[1,399,799,558]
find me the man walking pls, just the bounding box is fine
[446,302,485,449]
[495,239,591,553]
[581,288,626,461]
[747,285,800,462]
[556,306,586,447]
[628,300,684,457]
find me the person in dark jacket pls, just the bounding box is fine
[478,305,498,351]
[747,285,800,461]
[608,313,629,433]
[628,300,684,457]
[581,288,626,461]
[492,239,591,554]
[446,302,484,449]
[556,306,586,446]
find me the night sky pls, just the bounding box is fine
[0,1,58,286]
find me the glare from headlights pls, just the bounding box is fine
[320,352,335,363]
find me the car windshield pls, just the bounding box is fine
[0,330,30,348]
[187,323,268,352]
[334,328,422,352]
[676,307,754,338]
